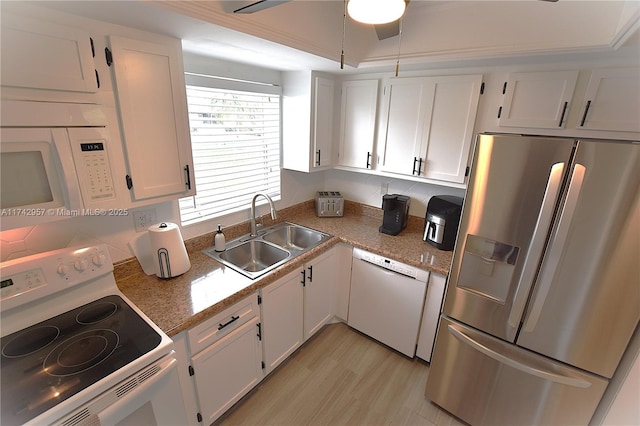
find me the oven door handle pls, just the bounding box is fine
[97,355,178,425]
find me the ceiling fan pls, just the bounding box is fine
[233,0,559,40]
[233,0,405,40]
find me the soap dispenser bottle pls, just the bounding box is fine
[214,224,226,252]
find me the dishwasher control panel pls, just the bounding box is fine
[353,247,429,281]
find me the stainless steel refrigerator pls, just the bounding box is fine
[426,134,639,425]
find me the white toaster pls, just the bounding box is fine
[315,191,344,217]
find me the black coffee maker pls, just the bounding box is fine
[379,194,411,236]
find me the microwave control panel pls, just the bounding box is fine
[78,142,115,201]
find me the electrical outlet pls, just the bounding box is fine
[133,208,157,232]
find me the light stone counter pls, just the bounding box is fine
[115,200,452,337]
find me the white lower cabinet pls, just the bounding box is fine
[186,294,263,424]
[416,273,447,362]
[191,317,263,424]
[262,246,338,374]
[304,248,336,339]
[261,267,305,374]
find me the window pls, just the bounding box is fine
[179,79,281,225]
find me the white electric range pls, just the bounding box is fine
[0,244,188,425]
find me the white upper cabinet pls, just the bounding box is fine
[338,80,379,170]
[107,35,195,202]
[380,77,429,176]
[380,74,483,184]
[499,70,578,129]
[282,71,335,173]
[1,14,97,93]
[577,67,640,133]
[313,77,335,168]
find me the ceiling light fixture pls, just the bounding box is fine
[347,0,406,25]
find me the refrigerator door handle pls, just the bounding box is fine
[522,164,587,333]
[448,323,592,388]
[508,162,566,328]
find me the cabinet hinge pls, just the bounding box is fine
[105,47,113,67]
[502,81,507,95]
[188,365,195,376]
[497,106,502,119]
[261,361,266,369]
[480,82,485,95]
[465,166,470,177]
[257,294,262,305]
[196,412,203,423]
[90,37,95,57]
[125,174,133,190]
[95,70,100,89]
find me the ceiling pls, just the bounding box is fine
[16,1,640,73]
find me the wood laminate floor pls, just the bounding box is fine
[215,322,465,426]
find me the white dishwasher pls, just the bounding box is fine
[348,248,429,357]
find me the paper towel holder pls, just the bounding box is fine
[148,222,191,279]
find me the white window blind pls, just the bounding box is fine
[179,85,281,225]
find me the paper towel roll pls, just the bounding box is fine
[148,222,191,278]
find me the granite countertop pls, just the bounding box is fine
[115,200,453,337]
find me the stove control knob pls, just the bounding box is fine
[74,259,88,272]
[57,264,70,276]
[92,254,106,267]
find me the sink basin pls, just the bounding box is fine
[203,222,331,279]
[262,225,328,251]
[213,240,289,278]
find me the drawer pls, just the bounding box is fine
[188,293,259,355]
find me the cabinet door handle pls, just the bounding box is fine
[316,149,321,166]
[218,315,239,330]
[184,164,191,190]
[580,100,592,127]
[256,323,262,340]
[307,265,313,283]
[412,157,419,175]
[301,269,306,286]
[418,157,423,175]
[558,101,568,127]
[366,152,372,169]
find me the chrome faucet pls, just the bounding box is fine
[250,193,278,237]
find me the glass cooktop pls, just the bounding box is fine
[1,295,162,425]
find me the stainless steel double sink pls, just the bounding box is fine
[203,222,331,279]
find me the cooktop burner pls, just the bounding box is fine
[1,295,162,425]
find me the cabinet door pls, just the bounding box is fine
[312,77,334,169]
[1,13,97,93]
[578,67,640,133]
[261,268,304,374]
[380,77,432,175]
[191,317,263,424]
[338,80,378,169]
[421,74,483,183]
[416,272,445,362]
[304,248,336,340]
[499,70,578,129]
[108,36,194,201]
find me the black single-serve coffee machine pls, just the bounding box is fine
[379,194,411,236]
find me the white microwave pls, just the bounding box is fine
[1,101,117,230]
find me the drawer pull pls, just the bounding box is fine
[218,315,240,330]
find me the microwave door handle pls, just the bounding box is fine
[508,162,565,328]
[522,164,586,333]
[53,129,83,209]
